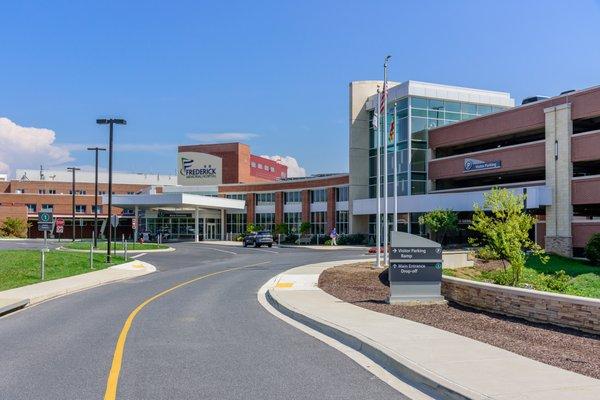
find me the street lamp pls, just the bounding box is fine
[87,147,106,248]
[66,167,81,241]
[96,118,126,263]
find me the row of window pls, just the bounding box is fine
[224,211,350,236]
[15,189,134,195]
[250,161,277,173]
[250,187,349,205]
[26,204,103,213]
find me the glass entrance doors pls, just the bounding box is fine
[206,223,217,240]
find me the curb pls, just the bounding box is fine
[55,246,175,254]
[265,266,478,400]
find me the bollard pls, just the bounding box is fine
[90,239,94,269]
[40,248,46,280]
[124,240,128,261]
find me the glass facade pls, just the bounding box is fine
[335,186,349,202]
[310,211,327,234]
[335,210,349,234]
[255,212,275,232]
[256,193,275,205]
[284,212,301,233]
[310,189,327,203]
[368,96,508,198]
[284,191,301,203]
[226,213,247,236]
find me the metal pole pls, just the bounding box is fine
[90,232,94,269]
[124,239,128,261]
[375,88,381,268]
[383,55,390,267]
[107,122,114,263]
[44,229,47,249]
[393,102,398,232]
[87,147,105,248]
[71,168,76,241]
[40,248,45,280]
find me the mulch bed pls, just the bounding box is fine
[318,263,600,380]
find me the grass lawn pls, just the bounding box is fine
[0,250,125,291]
[63,241,168,251]
[444,254,600,299]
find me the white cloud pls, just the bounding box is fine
[0,117,73,174]
[260,155,306,177]
[61,142,178,153]
[186,132,259,143]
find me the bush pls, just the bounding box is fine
[337,233,369,246]
[299,221,311,235]
[585,233,600,265]
[418,209,458,245]
[0,217,28,238]
[324,239,332,246]
[476,247,500,261]
[282,233,298,244]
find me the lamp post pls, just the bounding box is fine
[66,167,81,241]
[87,147,106,248]
[96,118,126,263]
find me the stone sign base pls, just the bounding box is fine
[388,282,446,305]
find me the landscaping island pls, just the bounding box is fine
[0,249,125,291]
[318,262,600,379]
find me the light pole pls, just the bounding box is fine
[96,118,126,263]
[87,147,106,248]
[67,167,81,241]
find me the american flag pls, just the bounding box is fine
[379,81,387,115]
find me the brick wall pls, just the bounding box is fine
[327,187,336,231]
[442,276,600,334]
[274,192,283,224]
[301,190,310,222]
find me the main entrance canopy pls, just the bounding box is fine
[109,193,245,241]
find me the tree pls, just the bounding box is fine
[418,209,458,245]
[0,217,29,238]
[246,223,261,234]
[468,188,547,285]
[299,221,311,235]
[274,223,288,235]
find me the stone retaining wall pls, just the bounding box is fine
[442,276,600,335]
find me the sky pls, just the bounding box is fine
[1,0,599,177]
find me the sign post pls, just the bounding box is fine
[55,218,64,242]
[388,231,445,304]
[37,211,53,280]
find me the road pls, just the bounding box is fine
[0,242,401,399]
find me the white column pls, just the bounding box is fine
[203,217,207,241]
[221,208,226,240]
[194,207,199,243]
[134,205,139,242]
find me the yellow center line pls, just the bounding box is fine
[103,261,271,400]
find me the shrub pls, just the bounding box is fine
[585,233,600,265]
[282,233,298,244]
[324,239,332,246]
[246,223,261,234]
[274,223,288,235]
[418,209,458,245]
[299,221,311,235]
[0,217,28,238]
[337,233,369,246]
[476,247,500,261]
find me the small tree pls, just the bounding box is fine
[469,188,547,285]
[418,209,458,245]
[299,221,311,235]
[0,217,29,238]
[585,233,600,265]
[274,223,288,236]
[246,223,261,234]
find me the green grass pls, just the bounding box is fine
[443,255,600,299]
[63,241,168,251]
[0,250,125,291]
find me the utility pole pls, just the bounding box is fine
[67,167,81,241]
[87,147,106,248]
[96,118,126,263]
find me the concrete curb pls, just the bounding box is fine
[0,260,157,317]
[266,285,472,400]
[277,244,369,251]
[55,246,175,254]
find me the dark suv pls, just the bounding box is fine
[243,231,273,248]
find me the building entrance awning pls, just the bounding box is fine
[106,193,245,211]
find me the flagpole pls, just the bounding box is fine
[375,87,382,268]
[383,55,390,267]
[393,102,398,232]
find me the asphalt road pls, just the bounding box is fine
[0,242,401,399]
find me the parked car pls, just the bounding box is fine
[243,231,273,248]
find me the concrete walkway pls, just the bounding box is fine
[266,261,600,400]
[0,260,156,316]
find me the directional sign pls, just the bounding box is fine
[37,211,53,232]
[389,262,443,282]
[388,231,444,304]
[110,215,120,228]
[391,246,442,260]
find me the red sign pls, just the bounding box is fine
[56,225,64,234]
[132,218,137,229]
[55,218,65,227]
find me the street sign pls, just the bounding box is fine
[56,225,64,234]
[110,215,120,228]
[388,231,444,304]
[131,218,137,230]
[37,211,53,232]
[55,218,64,227]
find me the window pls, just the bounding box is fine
[269,166,275,172]
[38,189,46,194]
[311,189,327,203]
[226,194,247,201]
[284,212,301,233]
[284,191,301,204]
[75,205,86,213]
[254,213,274,232]
[251,161,256,168]
[42,204,53,211]
[126,192,134,195]
[336,211,349,235]
[26,204,36,213]
[99,190,107,195]
[70,190,87,195]
[48,189,56,194]
[256,193,275,205]
[92,205,102,213]
[15,189,24,194]
[226,213,247,235]
[310,211,327,235]
[257,163,263,169]
[335,186,349,202]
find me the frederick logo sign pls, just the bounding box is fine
[464,158,501,173]
[177,151,222,185]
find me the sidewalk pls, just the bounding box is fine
[266,261,600,400]
[0,260,156,316]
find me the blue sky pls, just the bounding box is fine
[1,0,599,176]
